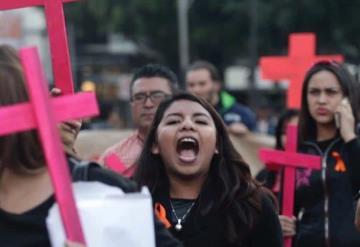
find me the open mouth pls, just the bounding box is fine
[176,137,199,163]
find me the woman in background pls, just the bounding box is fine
[279,61,360,246]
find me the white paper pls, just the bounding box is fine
[46,182,155,247]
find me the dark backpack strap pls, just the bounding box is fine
[69,157,95,182]
[72,162,89,182]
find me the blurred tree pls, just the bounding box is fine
[66,0,178,71]
[66,0,360,74]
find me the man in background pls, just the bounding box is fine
[186,60,256,136]
[99,64,179,176]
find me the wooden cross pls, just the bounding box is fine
[0,0,80,94]
[0,47,99,244]
[259,125,321,247]
[260,33,343,108]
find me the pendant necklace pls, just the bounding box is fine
[169,199,195,232]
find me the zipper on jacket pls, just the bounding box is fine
[304,138,340,247]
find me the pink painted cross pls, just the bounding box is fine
[0,47,100,244]
[0,0,80,94]
[260,33,344,108]
[259,125,321,247]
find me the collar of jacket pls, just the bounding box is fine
[301,137,342,156]
[219,91,236,112]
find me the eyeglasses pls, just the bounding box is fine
[130,91,170,104]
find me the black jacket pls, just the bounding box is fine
[153,187,283,247]
[294,137,360,247]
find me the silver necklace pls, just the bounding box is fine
[169,199,195,231]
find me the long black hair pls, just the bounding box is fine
[299,61,360,142]
[257,109,299,189]
[134,93,266,244]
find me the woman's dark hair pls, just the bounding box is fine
[258,109,300,189]
[275,109,300,150]
[135,93,266,245]
[0,45,44,173]
[299,61,360,142]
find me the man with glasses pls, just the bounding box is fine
[99,64,179,176]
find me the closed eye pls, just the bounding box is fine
[194,116,210,125]
[195,120,208,125]
[165,119,181,125]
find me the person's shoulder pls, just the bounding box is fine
[260,191,278,213]
[343,136,360,150]
[250,188,279,226]
[230,101,255,116]
[248,189,283,247]
[98,132,139,163]
[69,156,138,193]
[87,164,138,193]
[227,101,256,129]
[98,142,122,164]
[105,135,134,154]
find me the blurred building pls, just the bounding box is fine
[0,8,158,129]
[75,33,160,129]
[0,8,52,80]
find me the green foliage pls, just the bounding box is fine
[66,0,360,71]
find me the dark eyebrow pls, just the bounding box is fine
[134,90,164,95]
[325,87,340,90]
[164,112,210,118]
[164,113,183,118]
[308,86,339,90]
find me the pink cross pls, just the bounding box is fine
[0,47,99,244]
[0,0,80,94]
[259,125,321,247]
[260,33,343,108]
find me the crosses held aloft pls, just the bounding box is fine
[259,125,321,247]
[260,33,343,109]
[0,0,80,94]
[0,47,99,244]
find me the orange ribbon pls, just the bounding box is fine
[331,151,346,173]
[155,203,171,229]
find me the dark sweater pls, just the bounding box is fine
[154,190,283,247]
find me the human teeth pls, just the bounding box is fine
[182,137,196,143]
